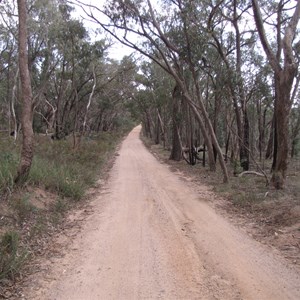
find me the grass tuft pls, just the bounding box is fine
[0,152,18,194]
[27,131,122,201]
[29,157,85,201]
[11,194,37,222]
[0,231,28,281]
[0,129,131,283]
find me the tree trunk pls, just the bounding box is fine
[169,123,182,161]
[157,108,166,148]
[82,66,96,135]
[240,110,250,170]
[11,69,19,141]
[258,101,268,162]
[212,93,221,163]
[233,0,250,171]
[15,0,34,184]
[252,0,300,188]
[169,86,182,161]
[271,72,294,188]
[271,84,278,171]
[184,93,227,178]
[154,114,160,145]
[146,112,153,139]
[202,143,206,167]
[265,115,274,159]
[290,108,300,158]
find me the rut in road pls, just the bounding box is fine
[27,125,299,300]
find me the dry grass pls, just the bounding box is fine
[0,129,132,284]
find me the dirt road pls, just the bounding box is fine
[26,125,299,299]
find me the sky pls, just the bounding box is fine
[71,0,135,61]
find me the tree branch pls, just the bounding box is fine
[252,0,281,74]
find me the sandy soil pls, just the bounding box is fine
[22,125,300,300]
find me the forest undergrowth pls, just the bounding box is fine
[0,128,131,296]
[142,136,300,270]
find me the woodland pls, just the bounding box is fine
[0,0,300,287]
[86,0,300,189]
[1,0,299,189]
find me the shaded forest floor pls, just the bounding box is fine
[142,137,300,270]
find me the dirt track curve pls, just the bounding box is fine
[25,125,299,300]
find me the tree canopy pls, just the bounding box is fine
[0,0,299,188]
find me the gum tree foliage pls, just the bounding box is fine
[0,0,137,182]
[1,0,299,188]
[0,0,19,134]
[77,0,300,188]
[79,0,230,182]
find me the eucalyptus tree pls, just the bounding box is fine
[27,1,107,139]
[290,100,300,158]
[1,0,137,183]
[137,61,174,147]
[15,0,34,183]
[80,0,229,182]
[87,55,138,133]
[26,0,136,138]
[203,0,259,171]
[252,0,300,188]
[34,3,92,138]
[250,61,273,162]
[0,0,19,135]
[26,0,67,104]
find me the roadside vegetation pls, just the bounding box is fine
[1,0,300,295]
[0,126,133,291]
[1,0,138,289]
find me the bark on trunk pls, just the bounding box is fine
[252,0,300,188]
[265,115,274,159]
[82,66,96,135]
[154,114,160,145]
[232,0,250,172]
[169,86,182,161]
[15,0,34,184]
[290,110,300,158]
[240,110,250,170]
[146,112,153,139]
[157,109,166,148]
[271,72,294,188]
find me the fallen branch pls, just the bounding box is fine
[239,171,270,187]
[238,171,265,177]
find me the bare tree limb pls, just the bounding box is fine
[252,0,281,74]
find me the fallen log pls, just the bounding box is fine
[238,171,265,177]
